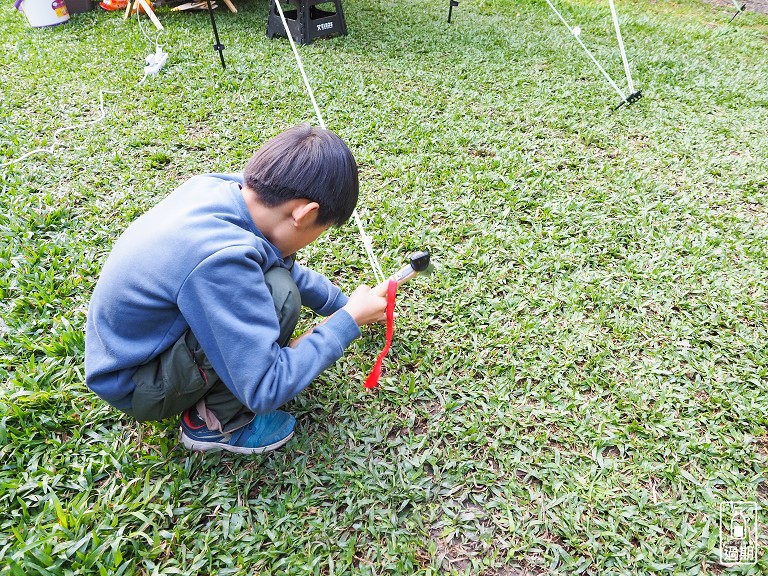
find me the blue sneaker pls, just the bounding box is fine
[180,408,296,454]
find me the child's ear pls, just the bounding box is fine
[292,201,321,228]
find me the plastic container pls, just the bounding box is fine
[15,0,70,27]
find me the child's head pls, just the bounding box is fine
[244,124,359,227]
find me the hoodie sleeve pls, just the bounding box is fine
[290,261,348,316]
[177,245,360,413]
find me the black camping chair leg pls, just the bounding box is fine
[206,0,226,69]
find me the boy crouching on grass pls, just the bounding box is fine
[85,124,388,454]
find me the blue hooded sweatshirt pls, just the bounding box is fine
[85,173,361,413]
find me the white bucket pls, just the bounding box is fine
[18,0,70,27]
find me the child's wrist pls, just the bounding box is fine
[341,302,364,326]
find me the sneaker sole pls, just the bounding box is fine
[180,430,294,455]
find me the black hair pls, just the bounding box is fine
[243,124,359,227]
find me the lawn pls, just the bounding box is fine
[1,0,767,573]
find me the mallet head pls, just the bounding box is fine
[373,250,434,295]
[409,251,432,273]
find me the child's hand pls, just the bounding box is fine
[343,285,388,327]
[289,285,389,348]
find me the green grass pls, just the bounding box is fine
[1,0,767,573]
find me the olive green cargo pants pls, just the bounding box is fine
[127,267,301,432]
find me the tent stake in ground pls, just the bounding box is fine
[730,0,747,22]
[447,0,459,23]
[544,0,641,109]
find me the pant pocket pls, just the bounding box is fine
[130,332,215,422]
[131,362,170,422]
[164,357,210,410]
